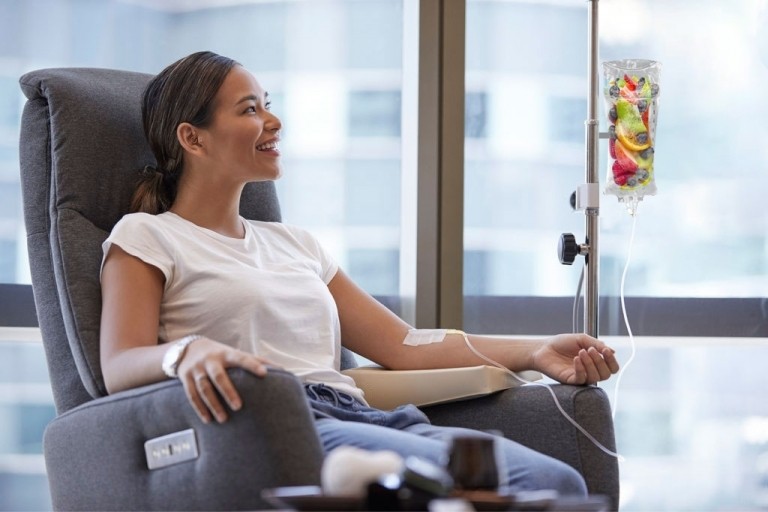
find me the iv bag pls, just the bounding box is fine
[603,59,661,204]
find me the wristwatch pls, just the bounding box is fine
[162,334,202,378]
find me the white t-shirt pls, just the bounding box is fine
[101,211,365,402]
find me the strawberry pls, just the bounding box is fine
[609,138,616,159]
[611,162,633,186]
[642,109,650,130]
[623,74,637,91]
[614,140,638,173]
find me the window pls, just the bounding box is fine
[465,0,768,303]
[465,90,488,139]
[0,1,408,509]
[348,90,402,138]
[0,335,54,512]
[465,1,768,511]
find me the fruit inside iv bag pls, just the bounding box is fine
[603,59,661,201]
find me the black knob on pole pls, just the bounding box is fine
[558,233,579,265]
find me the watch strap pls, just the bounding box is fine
[162,334,203,378]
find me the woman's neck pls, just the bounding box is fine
[170,182,246,239]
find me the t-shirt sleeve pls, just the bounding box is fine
[284,224,339,284]
[101,213,174,284]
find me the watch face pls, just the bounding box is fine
[166,345,179,362]
[163,344,182,375]
[162,336,200,377]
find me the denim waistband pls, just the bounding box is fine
[304,382,358,408]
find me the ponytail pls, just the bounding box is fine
[130,165,177,214]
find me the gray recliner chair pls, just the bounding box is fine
[18,67,619,511]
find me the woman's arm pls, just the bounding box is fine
[328,269,619,385]
[100,244,271,423]
[99,244,168,392]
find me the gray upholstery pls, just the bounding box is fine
[19,67,619,511]
[43,369,323,511]
[422,384,618,505]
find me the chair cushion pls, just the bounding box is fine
[19,68,282,399]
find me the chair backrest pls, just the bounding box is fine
[19,68,282,413]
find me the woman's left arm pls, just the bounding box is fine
[328,269,619,385]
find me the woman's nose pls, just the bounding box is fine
[266,111,282,133]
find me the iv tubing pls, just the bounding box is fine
[573,265,585,333]
[611,210,638,420]
[447,329,624,461]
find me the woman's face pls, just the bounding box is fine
[200,65,282,182]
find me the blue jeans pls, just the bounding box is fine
[304,383,587,496]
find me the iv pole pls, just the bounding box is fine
[559,0,600,337]
[584,0,600,337]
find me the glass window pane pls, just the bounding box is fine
[465,3,768,512]
[0,336,54,512]
[464,0,768,301]
[348,90,402,138]
[599,338,768,511]
[3,0,407,302]
[3,2,409,510]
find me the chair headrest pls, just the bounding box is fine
[20,67,281,401]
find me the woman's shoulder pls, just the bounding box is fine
[114,211,155,225]
[113,211,177,227]
[246,219,315,242]
[109,212,179,238]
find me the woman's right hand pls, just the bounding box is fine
[175,337,274,424]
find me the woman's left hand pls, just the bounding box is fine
[531,334,620,385]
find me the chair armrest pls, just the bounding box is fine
[43,368,323,511]
[343,365,541,410]
[421,384,619,511]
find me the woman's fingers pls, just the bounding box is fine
[182,373,213,424]
[576,346,617,384]
[603,347,621,374]
[578,349,597,384]
[207,364,242,415]
[195,371,230,423]
[179,346,276,423]
[224,350,272,377]
[586,346,613,381]
[571,355,585,384]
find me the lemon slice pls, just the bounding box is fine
[614,99,651,152]
[616,123,651,152]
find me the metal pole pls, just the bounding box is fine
[584,0,600,337]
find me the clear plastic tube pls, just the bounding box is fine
[447,329,624,461]
[611,210,638,420]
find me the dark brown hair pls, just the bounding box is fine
[131,51,239,214]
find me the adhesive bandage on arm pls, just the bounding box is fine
[402,328,484,346]
[402,329,450,346]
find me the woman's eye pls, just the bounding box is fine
[245,106,256,113]
[265,101,272,111]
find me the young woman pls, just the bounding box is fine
[99,51,619,496]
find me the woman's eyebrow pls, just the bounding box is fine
[235,94,259,106]
[235,92,269,106]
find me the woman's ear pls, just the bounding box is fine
[177,122,204,155]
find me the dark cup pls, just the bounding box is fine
[446,435,500,491]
